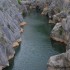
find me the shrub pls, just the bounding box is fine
[18,0,22,5]
[22,11,27,17]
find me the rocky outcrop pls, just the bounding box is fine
[47,49,70,70]
[0,0,27,69]
[50,23,67,44]
[41,0,70,70]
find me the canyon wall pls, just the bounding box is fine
[42,0,70,70]
[0,0,27,70]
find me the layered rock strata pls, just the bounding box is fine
[0,0,27,69]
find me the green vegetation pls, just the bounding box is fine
[17,0,22,5]
[22,11,26,17]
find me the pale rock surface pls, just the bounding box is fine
[45,0,70,70]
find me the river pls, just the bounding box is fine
[3,12,65,70]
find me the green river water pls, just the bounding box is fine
[4,12,66,70]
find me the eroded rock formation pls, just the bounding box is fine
[41,0,70,70]
[0,0,27,69]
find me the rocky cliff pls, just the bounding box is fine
[0,0,27,70]
[42,0,70,70]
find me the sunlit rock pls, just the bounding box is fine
[20,28,24,33]
[48,49,70,70]
[41,5,48,15]
[0,0,23,69]
[51,23,66,43]
[17,38,22,43]
[53,11,67,23]
[0,22,15,69]
[48,12,70,70]
[13,41,19,48]
[20,22,27,27]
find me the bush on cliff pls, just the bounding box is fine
[18,0,22,5]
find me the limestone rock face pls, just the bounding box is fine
[0,0,25,69]
[42,0,64,17]
[43,0,70,70]
[48,49,70,70]
[51,22,67,43]
[48,15,70,70]
[53,11,67,23]
[42,0,70,19]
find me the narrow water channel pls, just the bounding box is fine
[4,12,65,70]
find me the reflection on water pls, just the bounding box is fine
[3,12,66,70]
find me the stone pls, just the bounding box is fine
[13,41,19,48]
[20,22,27,27]
[17,38,22,43]
[20,28,24,33]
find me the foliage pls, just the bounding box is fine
[22,11,26,17]
[17,0,22,5]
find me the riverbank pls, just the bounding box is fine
[41,0,70,70]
